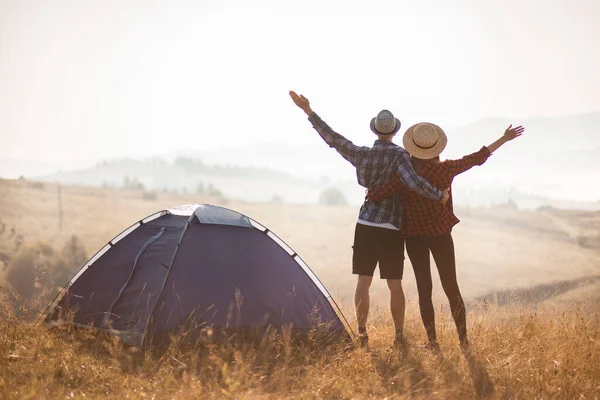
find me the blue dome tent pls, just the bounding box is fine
[43,204,352,346]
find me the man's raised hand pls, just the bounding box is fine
[289,91,313,115]
[503,125,525,141]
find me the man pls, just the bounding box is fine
[289,91,449,349]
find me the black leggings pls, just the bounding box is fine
[405,232,467,343]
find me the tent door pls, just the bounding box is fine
[102,227,175,345]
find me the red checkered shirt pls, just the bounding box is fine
[366,147,491,237]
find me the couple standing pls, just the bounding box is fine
[290,91,523,352]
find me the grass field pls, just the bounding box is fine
[0,178,599,399]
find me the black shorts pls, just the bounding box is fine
[352,223,405,279]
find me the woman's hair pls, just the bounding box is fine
[410,155,440,174]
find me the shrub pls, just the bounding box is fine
[319,188,348,206]
[5,237,88,301]
[5,243,53,301]
[576,235,589,248]
[0,251,9,270]
[270,194,283,204]
[28,181,45,190]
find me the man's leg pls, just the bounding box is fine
[355,275,374,333]
[352,224,378,347]
[386,278,405,340]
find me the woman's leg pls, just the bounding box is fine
[429,233,468,344]
[406,237,436,343]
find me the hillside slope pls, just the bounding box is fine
[1,178,598,306]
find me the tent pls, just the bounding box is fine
[43,204,352,346]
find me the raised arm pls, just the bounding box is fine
[486,124,524,154]
[445,124,524,176]
[444,147,491,176]
[397,152,448,203]
[289,90,366,166]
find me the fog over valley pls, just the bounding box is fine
[4,112,598,209]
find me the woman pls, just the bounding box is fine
[367,122,524,351]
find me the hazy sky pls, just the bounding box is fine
[1,0,599,168]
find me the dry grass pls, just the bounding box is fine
[0,297,598,399]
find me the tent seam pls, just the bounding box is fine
[140,214,194,346]
[102,227,166,332]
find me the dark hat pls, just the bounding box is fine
[370,110,401,136]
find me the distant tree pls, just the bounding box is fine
[494,198,518,210]
[61,235,88,269]
[174,157,206,175]
[319,188,348,206]
[50,238,86,291]
[142,191,158,201]
[207,184,224,198]
[270,194,283,204]
[196,182,205,194]
[123,176,145,191]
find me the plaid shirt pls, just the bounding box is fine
[308,112,443,229]
[366,147,491,237]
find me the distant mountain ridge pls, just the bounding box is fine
[1,112,598,206]
[35,156,354,204]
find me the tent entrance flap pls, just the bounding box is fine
[102,227,179,345]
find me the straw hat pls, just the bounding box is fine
[370,110,401,136]
[402,122,447,159]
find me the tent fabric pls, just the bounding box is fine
[45,204,351,346]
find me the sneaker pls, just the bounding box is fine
[358,334,369,350]
[460,339,472,354]
[420,340,441,353]
[392,333,406,349]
